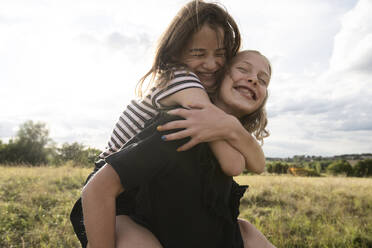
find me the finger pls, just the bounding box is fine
[176,139,199,152]
[162,130,191,141]
[185,102,205,109]
[157,120,189,131]
[166,108,191,118]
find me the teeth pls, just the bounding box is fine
[235,86,255,99]
[198,72,214,77]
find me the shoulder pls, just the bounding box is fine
[148,69,205,108]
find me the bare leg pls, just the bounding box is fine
[115,215,163,248]
[238,218,276,248]
[82,164,124,248]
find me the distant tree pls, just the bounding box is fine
[293,155,305,163]
[45,141,59,164]
[85,147,102,165]
[305,161,317,170]
[58,142,86,162]
[315,160,332,173]
[0,139,5,163]
[0,121,51,165]
[266,162,289,174]
[57,142,100,167]
[311,155,323,161]
[0,121,103,166]
[353,159,372,177]
[0,139,18,163]
[327,160,353,176]
[16,121,50,165]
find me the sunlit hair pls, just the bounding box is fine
[241,92,270,144]
[136,0,241,97]
[215,50,272,144]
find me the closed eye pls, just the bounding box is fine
[258,73,270,86]
[191,53,204,57]
[237,67,249,73]
[259,79,267,86]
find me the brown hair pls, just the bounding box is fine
[136,0,241,97]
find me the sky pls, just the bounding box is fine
[1,0,371,158]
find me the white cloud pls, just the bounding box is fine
[330,0,372,72]
[265,0,372,157]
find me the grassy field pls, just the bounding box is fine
[1,165,371,248]
[235,175,372,248]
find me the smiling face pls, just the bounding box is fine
[180,24,226,89]
[215,51,271,118]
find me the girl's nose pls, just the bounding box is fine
[203,56,218,70]
[247,77,258,86]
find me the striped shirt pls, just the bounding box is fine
[98,70,204,160]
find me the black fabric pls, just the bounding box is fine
[105,113,191,190]
[70,111,247,248]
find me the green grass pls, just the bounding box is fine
[1,165,371,247]
[235,175,372,248]
[0,165,90,248]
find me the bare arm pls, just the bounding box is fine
[221,113,265,174]
[159,88,246,176]
[209,140,245,176]
[81,164,124,248]
[158,102,266,174]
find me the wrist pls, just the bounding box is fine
[225,115,246,142]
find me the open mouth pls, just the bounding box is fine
[233,86,257,100]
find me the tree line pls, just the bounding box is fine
[262,159,372,177]
[0,121,101,166]
[1,120,372,177]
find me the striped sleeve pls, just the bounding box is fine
[98,99,158,160]
[150,70,205,109]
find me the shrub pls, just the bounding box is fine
[315,160,332,173]
[266,162,289,174]
[353,159,372,177]
[288,167,320,177]
[327,160,353,176]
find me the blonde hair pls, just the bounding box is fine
[241,93,270,144]
[136,0,241,97]
[218,50,272,144]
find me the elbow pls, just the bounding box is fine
[252,166,265,174]
[252,162,265,174]
[229,167,244,177]
[223,157,245,177]
[257,158,267,174]
[224,168,243,177]
[246,160,266,174]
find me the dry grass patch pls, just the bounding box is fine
[235,175,372,247]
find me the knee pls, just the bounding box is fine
[82,164,123,202]
[238,218,257,241]
[238,218,252,234]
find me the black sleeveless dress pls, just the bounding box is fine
[70,112,247,248]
